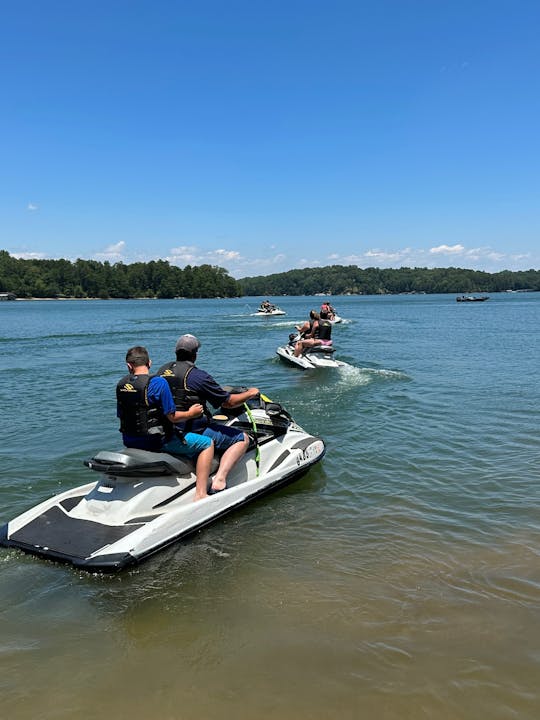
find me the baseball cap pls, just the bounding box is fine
[175,334,201,352]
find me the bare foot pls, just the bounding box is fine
[194,491,208,502]
[210,476,227,492]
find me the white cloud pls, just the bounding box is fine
[430,245,510,265]
[326,243,536,272]
[10,251,46,260]
[212,249,241,262]
[27,203,38,212]
[297,258,321,268]
[365,248,412,262]
[335,248,416,267]
[429,244,465,255]
[94,241,126,261]
[168,245,199,264]
[167,245,242,267]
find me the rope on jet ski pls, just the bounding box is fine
[243,402,260,476]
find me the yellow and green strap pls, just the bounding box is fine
[243,401,261,476]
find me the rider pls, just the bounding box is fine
[116,345,214,501]
[294,310,332,357]
[156,334,260,494]
[320,300,335,320]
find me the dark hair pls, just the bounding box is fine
[126,345,150,367]
[175,348,197,362]
[309,310,320,320]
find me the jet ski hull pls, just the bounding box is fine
[0,401,324,572]
[251,309,286,316]
[276,344,344,369]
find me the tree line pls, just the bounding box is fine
[238,265,540,296]
[2,251,539,299]
[0,251,240,299]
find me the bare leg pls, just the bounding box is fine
[210,434,249,491]
[193,442,214,501]
[294,340,305,357]
[295,339,316,357]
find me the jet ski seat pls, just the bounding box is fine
[84,449,194,478]
[309,344,335,354]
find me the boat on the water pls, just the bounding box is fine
[252,305,286,316]
[276,334,344,369]
[0,393,324,572]
[456,295,490,302]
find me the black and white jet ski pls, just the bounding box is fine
[276,334,345,370]
[0,393,324,572]
[251,305,286,316]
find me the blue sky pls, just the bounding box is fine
[2,1,539,278]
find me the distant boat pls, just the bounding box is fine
[251,305,286,316]
[456,295,490,302]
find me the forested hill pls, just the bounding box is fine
[0,251,239,299]
[2,251,539,299]
[238,265,540,296]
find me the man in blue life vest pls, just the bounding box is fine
[156,334,259,494]
[116,345,214,501]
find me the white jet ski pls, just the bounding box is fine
[0,394,324,572]
[329,315,342,324]
[251,305,286,316]
[276,334,344,370]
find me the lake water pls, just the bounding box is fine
[1,293,539,720]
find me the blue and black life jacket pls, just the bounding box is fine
[158,361,212,428]
[116,373,169,439]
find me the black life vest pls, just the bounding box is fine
[116,373,169,439]
[316,319,332,341]
[157,361,212,422]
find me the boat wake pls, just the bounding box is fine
[333,363,410,388]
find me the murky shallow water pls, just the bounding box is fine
[1,293,539,719]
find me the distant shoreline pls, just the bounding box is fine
[11,296,168,301]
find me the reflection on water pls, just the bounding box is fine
[1,294,539,719]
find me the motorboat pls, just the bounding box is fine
[276,335,344,370]
[0,394,324,572]
[251,305,286,316]
[456,295,490,302]
[329,315,342,324]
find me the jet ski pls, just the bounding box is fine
[251,305,286,316]
[276,334,345,370]
[0,393,324,572]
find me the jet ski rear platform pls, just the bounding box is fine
[276,341,345,369]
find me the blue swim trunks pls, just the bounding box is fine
[202,423,245,451]
[162,432,212,458]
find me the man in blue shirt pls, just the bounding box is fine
[157,334,259,494]
[117,345,214,501]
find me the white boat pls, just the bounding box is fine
[0,395,324,572]
[251,305,286,316]
[276,336,344,369]
[329,315,342,324]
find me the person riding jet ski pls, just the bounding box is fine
[294,310,332,358]
[157,334,259,494]
[117,345,214,501]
